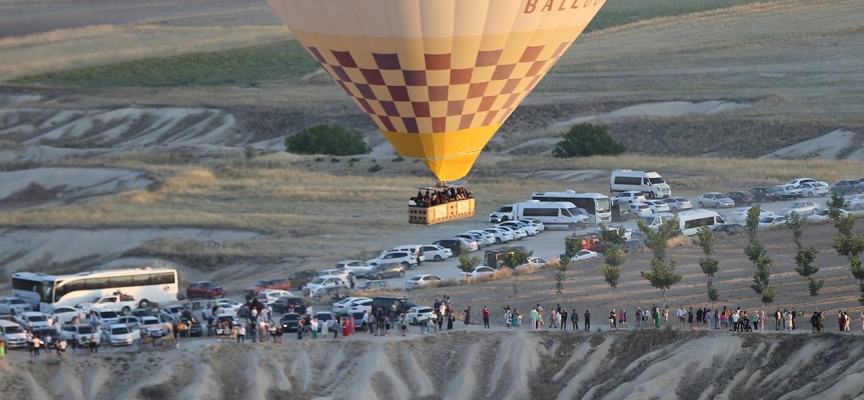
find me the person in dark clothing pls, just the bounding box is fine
[696,308,703,323]
[571,309,579,331]
[482,306,490,329]
[463,306,471,326]
[687,307,694,325]
[560,309,568,331]
[584,310,591,332]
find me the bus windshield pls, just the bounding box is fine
[595,198,611,213]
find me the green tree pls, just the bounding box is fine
[502,246,533,295]
[556,238,583,296]
[456,247,481,273]
[285,123,370,156]
[786,212,824,308]
[596,224,626,303]
[552,123,626,158]
[637,217,682,306]
[744,205,776,306]
[695,224,720,304]
[827,193,864,305]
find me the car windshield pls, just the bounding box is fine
[5,325,24,334]
[10,298,26,305]
[309,278,326,285]
[760,217,775,223]
[111,327,129,334]
[29,315,46,322]
[282,314,299,321]
[199,282,214,287]
[78,326,95,334]
[409,277,422,281]
[141,318,158,325]
[100,311,118,318]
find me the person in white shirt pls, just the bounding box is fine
[676,306,687,329]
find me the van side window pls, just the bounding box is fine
[560,208,571,217]
[643,178,650,185]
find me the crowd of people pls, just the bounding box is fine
[409,187,472,208]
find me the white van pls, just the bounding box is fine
[678,210,725,236]
[610,170,671,199]
[0,319,29,348]
[392,245,426,264]
[511,201,590,229]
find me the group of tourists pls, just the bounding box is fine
[410,187,472,207]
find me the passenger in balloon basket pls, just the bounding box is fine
[410,186,472,207]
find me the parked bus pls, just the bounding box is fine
[531,191,612,225]
[12,267,179,313]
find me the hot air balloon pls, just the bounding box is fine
[266,0,607,224]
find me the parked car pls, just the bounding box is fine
[524,257,549,269]
[759,215,788,228]
[465,230,497,245]
[629,202,653,218]
[458,266,497,282]
[773,184,802,200]
[728,207,774,225]
[14,311,49,330]
[842,194,864,210]
[89,309,120,326]
[0,320,28,348]
[102,324,141,346]
[406,306,437,325]
[622,239,647,253]
[332,297,371,314]
[420,245,453,262]
[347,298,373,315]
[32,326,60,348]
[243,278,292,300]
[334,260,374,278]
[304,276,348,296]
[367,262,406,280]
[116,316,142,331]
[279,313,302,332]
[47,306,80,325]
[404,275,442,290]
[495,225,527,240]
[573,249,599,262]
[712,224,745,236]
[186,281,226,299]
[612,191,647,205]
[370,296,419,317]
[213,298,243,315]
[59,324,99,344]
[779,201,819,216]
[796,182,829,198]
[489,205,514,223]
[807,209,849,223]
[314,311,337,332]
[0,297,33,316]
[367,251,418,268]
[317,268,350,280]
[356,280,391,292]
[749,187,777,203]
[289,270,320,288]
[391,245,427,264]
[518,218,545,232]
[482,228,514,244]
[139,316,169,337]
[725,191,756,206]
[788,178,820,187]
[497,221,538,236]
[592,226,632,241]
[257,290,293,305]
[178,315,203,337]
[662,197,693,213]
[832,179,864,195]
[271,296,306,314]
[453,233,487,248]
[642,200,671,214]
[432,239,465,256]
[697,192,735,208]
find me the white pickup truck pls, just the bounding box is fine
[76,294,139,316]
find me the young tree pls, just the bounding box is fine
[456,247,481,273]
[556,238,582,296]
[502,246,534,295]
[636,218,682,306]
[695,224,720,304]
[744,205,776,306]
[786,212,824,308]
[596,224,627,303]
[827,193,864,305]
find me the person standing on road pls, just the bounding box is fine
[463,306,471,326]
[775,308,782,330]
[482,306,490,329]
[530,308,539,330]
[560,309,568,331]
[584,310,591,332]
[571,309,579,331]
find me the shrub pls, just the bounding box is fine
[285,124,370,156]
[331,157,340,163]
[553,123,626,158]
[368,164,383,173]
[392,156,405,162]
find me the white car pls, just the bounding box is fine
[518,218,545,232]
[728,207,775,225]
[465,230,496,246]
[304,276,348,295]
[499,221,537,236]
[48,306,81,325]
[759,215,787,228]
[797,183,829,198]
[662,197,693,213]
[788,178,820,187]
[102,324,141,346]
[0,297,33,315]
[332,297,370,314]
[524,257,549,268]
[347,298,373,315]
[407,306,437,325]
[573,250,599,262]
[483,227,514,244]
[367,251,419,268]
[779,201,819,216]
[257,290,293,305]
[612,191,647,205]
[842,194,864,210]
[697,193,735,208]
[14,311,49,329]
[496,225,527,239]
[592,226,632,241]
[630,202,653,218]
[59,324,99,344]
[116,315,142,331]
[214,298,243,315]
[404,275,442,290]
[139,316,170,337]
[459,266,497,282]
[421,245,453,262]
[807,209,849,223]
[454,233,488,248]
[334,260,374,278]
[318,268,351,279]
[643,200,671,214]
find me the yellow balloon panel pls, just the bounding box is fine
[266,0,607,181]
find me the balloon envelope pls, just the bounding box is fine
[267,0,607,181]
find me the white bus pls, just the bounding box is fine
[511,200,590,229]
[12,267,179,313]
[677,210,725,236]
[531,191,612,225]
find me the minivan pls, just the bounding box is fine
[370,296,418,317]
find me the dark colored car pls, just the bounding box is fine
[749,187,777,203]
[178,314,203,337]
[432,239,463,256]
[370,296,418,317]
[186,281,225,299]
[832,180,864,195]
[243,278,292,301]
[132,309,155,319]
[32,327,61,348]
[279,313,301,332]
[622,239,647,253]
[611,202,632,222]
[271,296,307,314]
[289,270,319,289]
[357,280,391,292]
[367,262,406,280]
[712,224,745,236]
[726,191,756,206]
